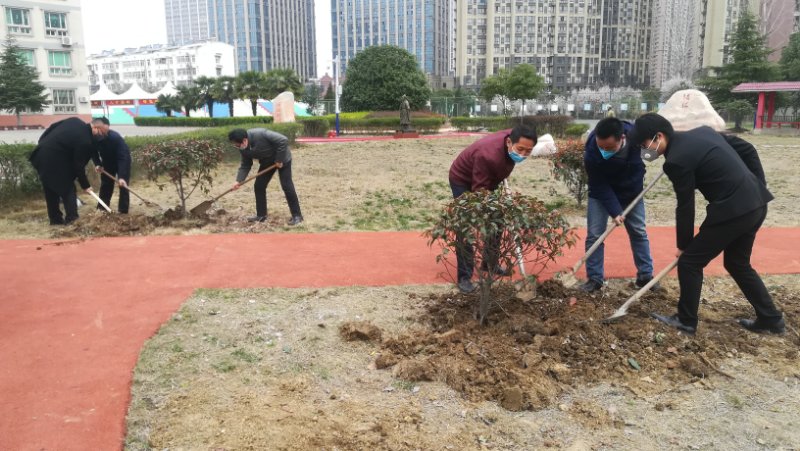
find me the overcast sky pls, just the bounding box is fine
[80,0,333,78]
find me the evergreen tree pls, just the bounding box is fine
[779,32,800,109]
[0,38,49,126]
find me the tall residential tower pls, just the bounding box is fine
[165,0,210,46]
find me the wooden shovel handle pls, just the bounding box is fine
[212,163,279,202]
[99,168,155,206]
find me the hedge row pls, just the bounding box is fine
[0,143,39,202]
[319,115,445,134]
[450,115,576,137]
[133,116,274,127]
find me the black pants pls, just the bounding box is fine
[98,168,129,213]
[253,160,302,218]
[450,181,500,282]
[43,183,78,225]
[676,205,782,327]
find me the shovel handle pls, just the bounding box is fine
[612,257,679,316]
[211,163,279,202]
[99,168,157,207]
[87,188,112,212]
[571,170,665,275]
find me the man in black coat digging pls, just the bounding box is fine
[28,117,108,225]
[92,117,132,214]
[630,113,784,335]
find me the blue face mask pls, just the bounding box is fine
[509,150,526,164]
[598,147,616,160]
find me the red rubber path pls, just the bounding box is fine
[2,227,799,450]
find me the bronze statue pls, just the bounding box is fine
[399,95,411,131]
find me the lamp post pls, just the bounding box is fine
[333,55,340,136]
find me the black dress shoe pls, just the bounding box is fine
[578,279,604,293]
[287,216,304,226]
[650,313,696,335]
[457,279,477,294]
[247,215,267,223]
[737,318,785,335]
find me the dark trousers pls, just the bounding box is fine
[676,205,782,327]
[253,160,302,218]
[43,183,78,225]
[98,168,129,213]
[450,181,500,282]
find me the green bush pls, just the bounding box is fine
[0,143,39,202]
[133,116,274,127]
[449,115,575,137]
[297,117,330,137]
[317,115,445,134]
[550,140,588,206]
[565,123,590,137]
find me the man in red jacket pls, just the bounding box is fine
[448,124,537,293]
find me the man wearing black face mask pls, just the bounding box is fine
[630,113,784,335]
[580,118,657,293]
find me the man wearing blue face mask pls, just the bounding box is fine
[630,113,784,335]
[579,118,657,293]
[449,124,537,293]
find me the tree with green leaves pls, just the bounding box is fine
[302,82,322,115]
[263,68,303,100]
[211,76,236,117]
[780,32,800,80]
[193,75,216,117]
[235,70,267,116]
[155,94,181,117]
[721,99,754,132]
[698,11,779,112]
[479,64,545,117]
[175,85,202,118]
[0,38,49,126]
[479,69,511,115]
[340,45,430,111]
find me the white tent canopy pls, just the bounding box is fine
[90,83,120,101]
[118,82,157,100]
[153,81,178,97]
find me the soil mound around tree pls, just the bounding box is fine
[373,281,800,412]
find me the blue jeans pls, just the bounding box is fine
[584,196,654,283]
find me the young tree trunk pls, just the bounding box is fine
[228,101,234,117]
[16,110,22,127]
[184,106,191,118]
[178,177,186,216]
[251,100,258,116]
[207,100,214,118]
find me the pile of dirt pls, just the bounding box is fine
[339,321,383,341]
[372,280,800,412]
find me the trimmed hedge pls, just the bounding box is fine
[450,115,575,138]
[133,116,274,127]
[296,117,330,137]
[318,114,445,134]
[0,143,39,202]
[565,123,590,137]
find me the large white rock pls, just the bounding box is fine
[658,89,725,132]
[532,133,557,157]
[272,91,296,123]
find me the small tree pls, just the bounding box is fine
[427,189,576,325]
[235,70,267,116]
[138,139,225,215]
[193,76,217,117]
[264,68,303,99]
[155,94,180,117]
[175,85,202,118]
[479,69,511,115]
[550,140,588,206]
[0,38,49,126]
[480,65,545,118]
[302,82,322,115]
[211,76,236,117]
[722,99,754,131]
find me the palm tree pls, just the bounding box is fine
[211,76,236,117]
[263,68,304,100]
[235,70,267,116]
[175,85,202,118]
[194,75,216,117]
[155,94,180,117]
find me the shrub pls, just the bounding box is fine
[320,113,445,134]
[0,143,38,202]
[550,140,588,206]
[426,188,576,325]
[137,138,226,215]
[296,117,330,137]
[564,123,590,137]
[133,116,274,127]
[449,115,575,137]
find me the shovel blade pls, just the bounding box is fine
[554,270,579,288]
[603,308,628,323]
[189,200,213,215]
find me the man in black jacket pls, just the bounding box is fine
[228,128,303,225]
[92,117,132,213]
[631,113,784,335]
[29,117,108,225]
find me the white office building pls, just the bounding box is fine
[86,41,235,93]
[0,0,91,127]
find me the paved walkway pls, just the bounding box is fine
[1,227,799,451]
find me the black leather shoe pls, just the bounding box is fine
[635,277,665,292]
[287,216,304,226]
[247,215,267,223]
[457,279,477,294]
[737,318,785,335]
[578,279,604,293]
[651,313,696,335]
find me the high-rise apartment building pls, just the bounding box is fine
[757,0,797,62]
[0,0,91,127]
[165,0,210,46]
[331,0,453,86]
[455,0,653,91]
[207,0,316,79]
[698,0,760,68]
[650,0,702,87]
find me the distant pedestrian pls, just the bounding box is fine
[605,106,616,118]
[92,117,132,213]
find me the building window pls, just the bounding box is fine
[18,49,35,66]
[48,51,72,76]
[5,7,32,34]
[52,89,76,113]
[44,11,68,36]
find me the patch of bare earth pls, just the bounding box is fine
[126,276,800,450]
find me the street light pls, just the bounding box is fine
[333,55,340,136]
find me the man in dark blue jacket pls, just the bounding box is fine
[580,118,656,292]
[632,113,784,335]
[92,118,132,213]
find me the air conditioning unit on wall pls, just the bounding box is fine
[61,36,72,46]
[78,96,88,103]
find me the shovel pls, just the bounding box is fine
[557,170,665,288]
[189,163,279,215]
[99,168,163,209]
[604,257,679,322]
[86,188,112,213]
